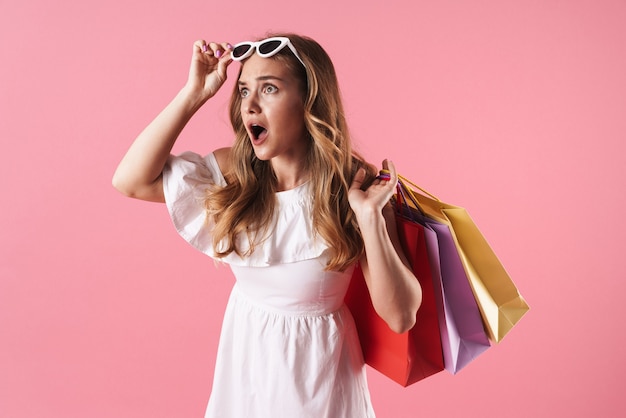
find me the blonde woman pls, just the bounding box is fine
[113,33,422,417]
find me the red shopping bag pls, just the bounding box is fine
[345,215,444,386]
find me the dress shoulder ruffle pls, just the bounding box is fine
[162,151,329,267]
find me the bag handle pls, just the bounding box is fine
[398,175,441,202]
[378,169,440,203]
[378,171,424,223]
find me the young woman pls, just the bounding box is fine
[113,33,422,417]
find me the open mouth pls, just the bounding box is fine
[249,123,268,141]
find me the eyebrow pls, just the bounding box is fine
[238,75,286,85]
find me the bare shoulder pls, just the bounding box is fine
[213,147,232,175]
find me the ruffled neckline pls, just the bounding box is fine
[220,181,329,267]
[275,181,310,203]
[163,152,329,268]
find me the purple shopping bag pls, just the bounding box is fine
[395,182,490,374]
[423,219,490,374]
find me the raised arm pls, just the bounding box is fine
[112,40,233,202]
[348,160,422,334]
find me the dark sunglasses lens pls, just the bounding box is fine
[258,40,282,55]
[232,44,252,58]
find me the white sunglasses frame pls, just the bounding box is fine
[231,37,306,68]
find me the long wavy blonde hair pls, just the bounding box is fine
[205,33,376,271]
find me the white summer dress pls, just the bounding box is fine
[162,152,375,418]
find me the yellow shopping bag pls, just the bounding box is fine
[397,176,529,343]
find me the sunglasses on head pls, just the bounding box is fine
[231,37,306,68]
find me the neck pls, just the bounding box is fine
[271,158,309,192]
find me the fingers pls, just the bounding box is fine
[207,41,234,59]
[193,40,206,53]
[192,40,234,82]
[194,40,233,60]
[350,167,366,190]
[384,159,397,184]
[377,159,395,179]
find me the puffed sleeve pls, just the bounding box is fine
[162,151,226,257]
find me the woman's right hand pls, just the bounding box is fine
[112,40,234,202]
[185,40,234,102]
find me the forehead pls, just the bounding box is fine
[238,54,297,83]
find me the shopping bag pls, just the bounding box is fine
[396,182,490,374]
[421,219,491,373]
[398,176,529,343]
[345,213,444,386]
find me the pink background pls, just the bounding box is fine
[1,1,624,417]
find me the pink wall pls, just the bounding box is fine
[1,1,624,417]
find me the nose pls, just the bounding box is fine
[243,91,261,114]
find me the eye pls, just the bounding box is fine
[263,85,278,94]
[239,88,249,98]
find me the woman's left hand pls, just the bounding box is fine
[348,159,421,333]
[348,159,397,220]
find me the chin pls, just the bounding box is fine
[252,149,272,162]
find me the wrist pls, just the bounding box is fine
[178,85,211,110]
[355,206,386,229]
